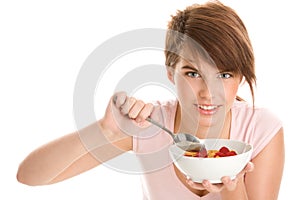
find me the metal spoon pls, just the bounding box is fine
[146,117,206,153]
[112,95,206,153]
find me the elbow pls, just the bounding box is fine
[16,168,36,186]
[16,171,32,186]
[16,174,28,186]
[16,165,45,186]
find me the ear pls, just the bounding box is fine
[166,66,175,84]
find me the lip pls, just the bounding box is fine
[194,104,221,115]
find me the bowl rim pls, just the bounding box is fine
[169,138,253,160]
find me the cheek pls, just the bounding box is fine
[224,82,239,103]
[174,76,185,96]
[174,75,196,100]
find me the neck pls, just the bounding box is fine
[174,103,231,139]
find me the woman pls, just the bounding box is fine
[17,1,284,199]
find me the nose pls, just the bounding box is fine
[198,78,223,101]
[198,80,211,99]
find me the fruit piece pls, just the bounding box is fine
[219,146,230,154]
[215,151,226,157]
[184,146,237,158]
[227,151,237,156]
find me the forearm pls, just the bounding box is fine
[17,132,89,185]
[17,121,129,186]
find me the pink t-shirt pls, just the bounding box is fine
[132,100,282,200]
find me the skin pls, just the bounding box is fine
[168,58,241,139]
[17,57,284,199]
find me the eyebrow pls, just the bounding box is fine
[181,65,234,75]
[181,65,199,71]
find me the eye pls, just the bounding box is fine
[186,71,201,78]
[218,72,233,79]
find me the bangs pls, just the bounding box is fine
[179,37,241,74]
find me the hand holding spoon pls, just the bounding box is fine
[113,95,207,153]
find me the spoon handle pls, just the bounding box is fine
[146,117,175,138]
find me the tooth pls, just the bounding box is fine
[199,105,217,110]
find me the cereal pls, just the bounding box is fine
[184,146,237,158]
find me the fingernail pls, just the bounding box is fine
[202,180,209,187]
[186,179,193,185]
[223,178,229,184]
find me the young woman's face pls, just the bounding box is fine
[168,57,242,132]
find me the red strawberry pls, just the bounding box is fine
[219,146,230,154]
[226,151,237,156]
[215,151,226,157]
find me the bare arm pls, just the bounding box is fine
[220,128,284,200]
[16,121,132,186]
[245,127,285,199]
[17,92,152,186]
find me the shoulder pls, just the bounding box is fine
[231,100,283,158]
[232,100,281,125]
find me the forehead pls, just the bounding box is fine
[177,40,236,73]
[178,41,217,70]
[177,43,218,72]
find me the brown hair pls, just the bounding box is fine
[165,1,256,103]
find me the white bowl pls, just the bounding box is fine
[169,139,253,183]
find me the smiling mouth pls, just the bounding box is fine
[195,104,221,114]
[198,105,218,110]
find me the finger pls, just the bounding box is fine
[236,162,254,180]
[201,180,224,193]
[113,92,127,108]
[127,100,146,119]
[221,176,237,191]
[245,162,255,172]
[120,97,137,116]
[186,179,206,190]
[135,103,154,122]
[221,162,254,192]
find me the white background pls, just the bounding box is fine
[1,0,299,199]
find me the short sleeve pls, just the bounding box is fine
[250,108,282,158]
